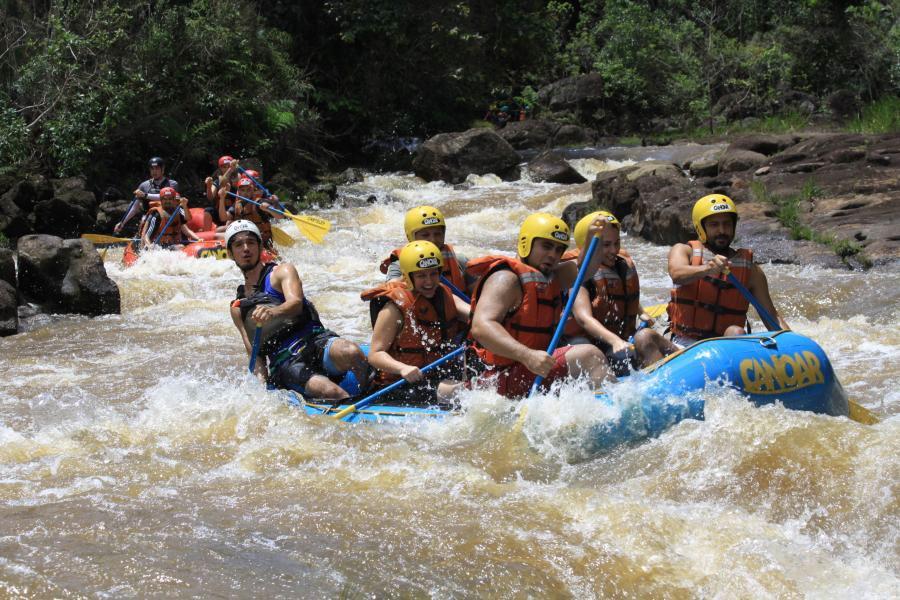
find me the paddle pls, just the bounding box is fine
[644,302,668,320]
[528,234,601,397]
[81,233,139,245]
[269,225,296,248]
[248,325,263,375]
[225,191,330,244]
[440,275,470,303]
[725,269,879,424]
[331,346,466,421]
[236,166,288,212]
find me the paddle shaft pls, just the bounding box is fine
[248,325,263,374]
[237,166,287,211]
[725,270,779,330]
[115,196,139,230]
[331,346,466,420]
[440,275,470,303]
[529,235,601,397]
[226,191,288,219]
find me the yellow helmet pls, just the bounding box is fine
[573,210,620,249]
[517,213,570,258]
[404,205,446,242]
[692,194,738,243]
[398,240,443,281]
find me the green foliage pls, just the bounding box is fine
[0,232,8,249]
[848,96,900,133]
[753,180,870,267]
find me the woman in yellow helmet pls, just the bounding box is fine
[380,205,470,292]
[564,211,678,373]
[362,240,470,404]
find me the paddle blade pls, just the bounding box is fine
[286,211,331,244]
[81,233,134,244]
[270,225,296,247]
[848,400,879,425]
[644,302,668,319]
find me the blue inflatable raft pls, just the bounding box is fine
[291,331,849,446]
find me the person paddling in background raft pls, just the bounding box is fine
[226,221,370,400]
[563,211,678,374]
[139,187,201,250]
[211,156,241,228]
[362,241,470,405]
[380,205,471,293]
[114,156,179,234]
[467,213,615,398]
[228,177,278,252]
[667,194,789,346]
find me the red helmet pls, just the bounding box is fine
[218,155,234,169]
[244,169,261,180]
[159,187,177,200]
[237,178,254,188]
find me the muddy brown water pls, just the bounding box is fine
[1,161,897,597]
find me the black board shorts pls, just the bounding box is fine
[268,330,341,392]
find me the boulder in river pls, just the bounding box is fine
[0,279,16,336]
[413,128,520,184]
[17,235,120,316]
[525,151,587,184]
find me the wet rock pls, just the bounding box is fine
[719,149,767,173]
[525,151,587,184]
[17,235,120,316]
[553,124,598,148]
[729,134,800,156]
[497,119,557,150]
[786,162,827,173]
[413,128,520,184]
[0,247,15,288]
[866,153,891,166]
[827,147,866,164]
[95,198,134,233]
[0,280,16,336]
[755,166,771,176]
[32,197,96,239]
[537,73,604,113]
[689,159,719,177]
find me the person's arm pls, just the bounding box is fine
[231,303,267,378]
[470,270,554,376]
[668,243,730,285]
[368,302,423,382]
[181,223,201,242]
[250,263,305,324]
[748,263,790,330]
[116,201,142,231]
[385,261,402,281]
[452,294,470,321]
[217,184,231,224]
[556,218,606,289]
[141,214,158,248]
[571,286,630,353]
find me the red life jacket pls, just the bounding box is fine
[233,201,273,244]
[141,203,184,245]
[361,280,460,386]
[565,253,640,339]
[668,240,753,340]
[380,243,466,291]
[467,255,562,368]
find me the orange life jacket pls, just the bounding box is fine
[380,243,466,291]
[141,203,184,245]
[467,255,562,368]
[361,280,460,386]
[233,201,273,244]
[668,240,753,340]
[564,253,640,339]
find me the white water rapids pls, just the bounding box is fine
[1,155,898,597]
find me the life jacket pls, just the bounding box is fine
[233,200,273,244]
[668,240,753,340]
[140,202,184,245]
[564,253,640,339]
[140,177,173,211]
[361,280,460,386]
[232,262,325,360]
[467,255,563,368]
[380,243,466,291]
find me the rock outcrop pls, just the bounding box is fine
[413,128,520,184]
[525,151,587,184]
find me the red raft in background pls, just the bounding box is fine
[123,208,275,266]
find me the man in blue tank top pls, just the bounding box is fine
[225,220,370,399]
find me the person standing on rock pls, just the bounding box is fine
[563,211,678,373]
[226,220,370,400]
[466,213,615,398]
[114,157,179,234]
[380,205,471,293]
[666,194,789,346]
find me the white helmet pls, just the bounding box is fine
[225,220,262,249]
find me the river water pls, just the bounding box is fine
[1,152,898,597]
